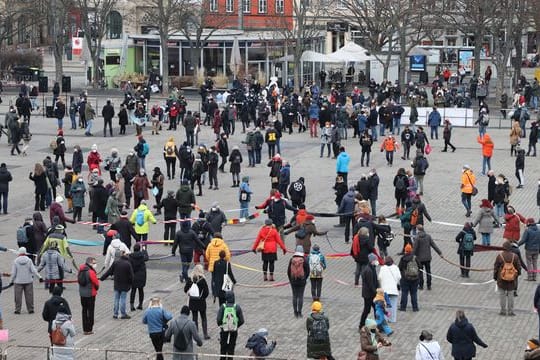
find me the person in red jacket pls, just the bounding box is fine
[503,205,526,241]
[252,219,287,281]
[49,196,75,227]
[78,257,100,335]
[87,144,102,175]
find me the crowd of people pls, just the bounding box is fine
[1,71,540,360]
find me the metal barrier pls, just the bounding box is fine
[0,345,292,360]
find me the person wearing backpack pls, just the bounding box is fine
[472,199,499,246]
[518,218,540,281]
[398,244,420,312]
[412,150,429,195]
[134,135,150,170]
[413,225,443,291]
[78,257,99,335]
[183,265,210,340]
[130,199,157,242]
[50,305,76,360]
[494,241,522,316]
[288,245,310,318]
[252,219,287,282]
[285,214,327,255]
[217,290,244,358]
[393,168,408,216]
[307,245,327,301]
[163,136,178,180]
[165,305,203,360]
[455,223,477,278]
[142,297,173,360]
[306,301,334,360]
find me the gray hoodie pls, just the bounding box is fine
[10,255,39,284]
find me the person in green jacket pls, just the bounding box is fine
[306,301,334,359]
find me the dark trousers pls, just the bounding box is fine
[255,148,262,164]
[361,151,370,166]
[444,139,456,151]
[209,167,218,187]
[191,175,202,195]
[73,206,82,221]
[385,150,394,165]
[149,332,165,360]
[130,286,144,306]
[104,119,113,136]
[164,222,176,241]
[0,191,7,213]
[35,193,45,211]
[359,297,374,327]
[247,150,255,166]
[291,284,306,315]
[120,124,126,134]
[54,154,65,168]
[400,279,419,310]
[180,252,193,281]
[354,262,366,286]
[186,130,195,147]
[219,155,227,171]
[81,296,96,332]
[343,215,354,243]
[403,143,411,159]
[418,260,432,289]
[192,308,208,336]
[460,254,471,276]
[268,144,276,158]
[165,158,176,179]
[310,278,322,300]
[262,260,275,274]
[337,171,348,184]
[220,330,238,360]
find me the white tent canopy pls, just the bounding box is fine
[326,42,373,62]
[300,50,334,62]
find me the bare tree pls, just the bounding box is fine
[273,0,325,92]
[77,0,118,87]
[47,0,75,82]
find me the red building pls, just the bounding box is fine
[203,0,293,31]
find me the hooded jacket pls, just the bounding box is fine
[205,237,231,272]
[51,312,76,347]
[37,249,72,280]
[246,333,276,357]
[503,212,526,241]
[519,224,540,252]
[472,206,498,234]
[336,151,350,173]
[0,166,13,193]
[216,291,245,330]
[10,255,39,284]
[338,190,356,215]
[130,204,157,235]
[172,222,203,255]
[104,238,131,270]
[206,209,227,233]
[176,184,196,214]
[306,312,331,357]
[446,317,487,359]
[477,133,494,157]
[42,288,72,333]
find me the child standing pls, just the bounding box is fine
[373,288,393,335]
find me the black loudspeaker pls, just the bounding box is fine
[38,76,48,92]
[62,76,71,93]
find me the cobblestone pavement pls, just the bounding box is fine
[0,99,538,359]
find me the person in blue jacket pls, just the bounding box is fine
[335,146,350,184]
[238,176,252,219]
[428,107,441,140]
[246,328,277,357]
[143,297,173,360]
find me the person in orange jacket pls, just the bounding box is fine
[461,165,476,217]
[380,135,399,166]
[477,133,494,175]
[252,219,287,281]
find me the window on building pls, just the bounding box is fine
[107,11,122,39]
[258,0,267,13]
[210,0,218,12]
[243,0,251,13]
[17,16,26,44]
[226,0,234,12]
[275,0,284,13]
[336,0,346,8]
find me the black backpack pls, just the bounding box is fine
[78,266,89,287]
[173,322,189,350]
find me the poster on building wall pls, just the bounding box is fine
[72,37,83,56]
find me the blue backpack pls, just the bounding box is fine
[142,143,150,156]
[136,209,145,226]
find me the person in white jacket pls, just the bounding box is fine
[416,330,444,360]
[104,238,131,270]
[377,256,401,323]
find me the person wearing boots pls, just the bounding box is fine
[183,264,211,340]
[252,219,287,281]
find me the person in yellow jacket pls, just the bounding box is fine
[460,164,476,218]
[380,135,399,166]
[163,136,178,180]
[130,200,157,242]
[205,232,231,272]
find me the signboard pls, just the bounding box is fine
[409,55,426,72]
[72,37,83,56]
[326,22,348,33]
[458,49,474,73]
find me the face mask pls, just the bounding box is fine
[92,149,97,153]
[73,148,78,152]
[211,207,217,212]
[140,172,145,176]
[78,179,83,182]
[91,263,97,269]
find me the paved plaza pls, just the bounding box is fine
[0,94,539,359]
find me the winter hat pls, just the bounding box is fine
[256,328,269,337]
[306,214,315,221]
[528,339,540,350]
[502,241,513,250]
[55,224,65,231]
[106,229,118,238]
[463,164,470,170]
[404,243,413,254]
[480,199,492,208]
[91,144,97,151]
[373,288,385,303]
[153,167,160,172]
[367,253,378,264]
[527,218,536,225]
[311,301,322,312]
[18,247,27,255]
[55,196,64,203]
[312,244,320,251]
[242,176,249,182]
[294,245,304,256]
[365,319,377,329]
[264,218,273,226]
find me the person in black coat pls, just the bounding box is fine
[157,190,179,244]
[183,265,211,339]
[0,163,13,214]
[217,291,245,358]
[30,163,48,211]
[487,170,496,204]
[192,212,214,269]
[90,179,109,231]
[42,286,71,333]
[110,211,137,249]
[211,250,236,305]
[100,253,134,319]
[172,221,204,282]
[118,104,128,135]
[455,223,476,278]
[446,310,488,359]
[102,100,115,137]
[72,145,84,174]
[359,253,379,329]
[129,244,148,311]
